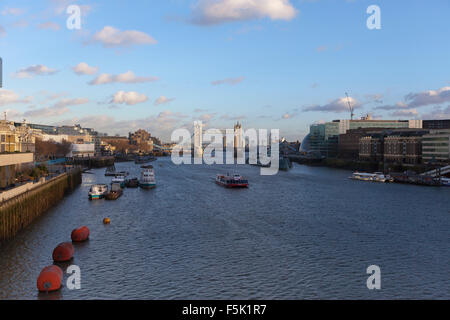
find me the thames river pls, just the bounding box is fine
[0,158,449,299]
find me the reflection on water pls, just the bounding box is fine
[0,158,449,299]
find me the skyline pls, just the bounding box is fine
[0,0,449,141]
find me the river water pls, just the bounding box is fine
[0,158,449,299]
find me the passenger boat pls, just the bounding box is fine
[105,165,129,177]
[105,165,117,176]
[125,177,139,188]
[216,174,249,188]
[112,174,126,188]
[88,184,108,200]
[135,155,156,165]
[349,172,392,183]
[105,183,123,200]
[139,165,156,189]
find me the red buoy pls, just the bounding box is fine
[52,242,74,262]
[37,265,63,292]
[71,226,90,242]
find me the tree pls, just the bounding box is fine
[35,139,72,160]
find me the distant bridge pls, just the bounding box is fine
[153,144,172,151]
[421,165,450,177]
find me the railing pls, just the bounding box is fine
[421,165,450,177]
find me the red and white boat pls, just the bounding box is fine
[216,174,249,188]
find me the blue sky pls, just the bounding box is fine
[0,0,449,141]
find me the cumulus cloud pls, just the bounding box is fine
[390,109,418,118]
[375,102,408,111]
[38,21,61,31]
[211,76,245,86]
[376,86,450,111]
[191,0,298,25]
[50,0,92,16]
[0,89,32,106]
[3,109,24,119]
[73,62,99,75]
[112,91,148,105]
[154,96,175,106]
[365,93,384,104]
[24,106,71,118]
[14,65,58,78]
[55,111,188,140]
[303,96,362,113]
[89,71,158,85]
[22,97,88,118]
[404,86,450,108]
[90,26,157,48]
[52,98,89,108]
[420,105,450,120]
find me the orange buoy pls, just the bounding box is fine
[71,226,90,242]
[52,242,74,262]
[103,218,111,224]
[37,265,63,292]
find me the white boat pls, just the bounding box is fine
[441,177,450,187]
[139,165,156,189]
[350,172,390,183]
[88,184,108,200]
[112,174,126,188]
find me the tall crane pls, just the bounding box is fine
[345,92,355,120]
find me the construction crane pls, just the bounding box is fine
[345,92,355,120]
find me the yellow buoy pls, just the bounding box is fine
[103,218,111,224]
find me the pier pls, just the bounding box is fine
[0,168,82,242]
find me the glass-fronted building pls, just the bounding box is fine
[422,129,450,164]
[307,119,423,157]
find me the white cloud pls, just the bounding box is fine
[0,89,32,106]
[24,106,70,118]
[303,96,362,113]
[405,86,450,108]
[376,86,450,111]
[390,109,418,118]
[191,0,298,25]
[112,91,148,105]
[50,0,92,16]
[22,97,88,118]
[0,26,6,37]
[55,111,188,140]
[90,26,157,48]
[14,65,58,78]
[154,96,175,106]
[73,62,99,75]
[4,109,24,119]
[89,71,158,85]
[52,98,89,109]
[38,21,61,31]
[211,76,245,86]
[420,105,450,120]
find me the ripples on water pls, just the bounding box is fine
[0,158,449,299]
